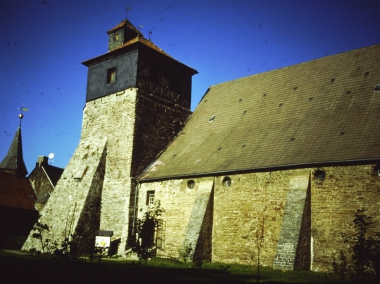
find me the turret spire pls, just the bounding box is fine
[0,111,28,177]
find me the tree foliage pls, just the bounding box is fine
[342,208,380,278]
[132,200,164,266]
[30,220,77,260]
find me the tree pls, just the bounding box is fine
[343,208,380,278]
[132,200,164,266]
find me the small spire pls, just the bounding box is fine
[0,125,28,177]
[0,107,29,176]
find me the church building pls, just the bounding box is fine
[22,19,380,271]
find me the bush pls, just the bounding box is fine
[342,208,380,279]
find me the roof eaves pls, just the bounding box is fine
[82,37,198,74]
[137,158,380,183]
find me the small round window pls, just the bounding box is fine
[314,170,326,182]
[187,180,195,189]
[373,165,380,177]
[223,177,231,187]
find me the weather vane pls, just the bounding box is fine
[125,7,131,19]
[18,105,28,127]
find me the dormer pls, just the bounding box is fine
[107,19,143,52]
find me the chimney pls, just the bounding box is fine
[37,156,48,166]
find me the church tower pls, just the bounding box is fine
[23,19,197,254]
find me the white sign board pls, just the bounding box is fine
[95,236,110,247]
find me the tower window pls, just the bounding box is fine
[107,67,116,84]
[115,34,119,41]
[146,191,155,205]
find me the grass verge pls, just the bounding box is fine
[0,250,340,283]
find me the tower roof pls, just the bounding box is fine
[82,20,197,75]
[106,19,143,38]
[0,127,28,177]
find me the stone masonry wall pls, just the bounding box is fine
[81,89,137,253]
[212,171,291,266]
[214,165,380,270]
[138,164,380,271]
[180,180,213,261]
[23,89,137,252]
[138,178,214,259]
[311,164,380,271]
[22,137,107,251]
[128,92,191,246]
[273,173,310,270]
[29,165,54,199]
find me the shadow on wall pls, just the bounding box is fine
[109,238,121,255]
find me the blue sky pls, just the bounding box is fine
[1,0,380,173]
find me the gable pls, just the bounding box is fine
[138,44,380,181]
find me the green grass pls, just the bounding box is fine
[0,250,343,283]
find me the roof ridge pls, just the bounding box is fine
[210,43,380,89]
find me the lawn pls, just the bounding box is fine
[0,250,342,283]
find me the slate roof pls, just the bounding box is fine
[0,173,36,210]
[82,23,197,74]
[0,127,28,177]
[42,164,64,186]
[138,44,380,181]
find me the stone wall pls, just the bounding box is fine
[23,87,192,254]
[23,89,137,252]
[29,163,54,199]
[311,164,380,271]
[138,164,380,271]
[81,89,137,253]
[273,173,310,270]
[22,137,107,251]
[137,178,214,259]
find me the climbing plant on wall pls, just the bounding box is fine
[132,200,165,266]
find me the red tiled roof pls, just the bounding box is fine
[82,35,197,73]
[113,36,174,59]
[107,19,142,37]
[0,173,36,210]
